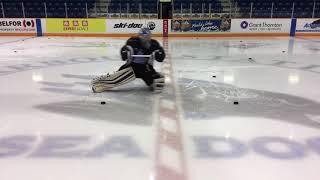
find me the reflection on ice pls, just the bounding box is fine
[179,78,320,129]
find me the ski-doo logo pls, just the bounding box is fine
[114,23,143,29]
[1,135,320,160]
[113,22,156,30]
[147,21,156,30]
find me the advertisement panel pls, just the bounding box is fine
[231,19,291,33]
[106,19,163,34]
[0,19,36,33]
[163,19,169,37]
[171,18,231,32]
[46,19,106,33]
[296,19,320,33]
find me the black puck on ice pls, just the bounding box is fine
[212,75,216,78]
[248,58,252,60]
[101,101,106,105]
[282,51,286,53]
[14,51,17,53]
[240,41,243,42]
[234,101,239,105]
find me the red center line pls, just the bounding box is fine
[154,38,188,180]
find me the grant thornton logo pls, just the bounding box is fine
[241,21,249,29]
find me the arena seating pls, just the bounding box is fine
[173,0,320,18]
[172,0,224,18]
[235,0,320,18]
[0,0,95,18]
[108,0,157,14]
[0,0,319,18]
[173,0,223,13]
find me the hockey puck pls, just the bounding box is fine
[248,58,252,60]
[234,101,239,105]
[212,75,216,78]
[240,41,243,42]
[14,51,17,53]
[282,51,286,53]
[101,101,106,105]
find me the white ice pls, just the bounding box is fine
[0,36,320,180]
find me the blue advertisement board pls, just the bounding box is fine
[172,19,231,32]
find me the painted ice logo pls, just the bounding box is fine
[0,135,320,159]
[147,22,156,30]
[240,21,249,29]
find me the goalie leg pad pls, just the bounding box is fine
[91,67,136,93]
[150,77,165,92]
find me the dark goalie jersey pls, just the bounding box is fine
[121,37,166,64]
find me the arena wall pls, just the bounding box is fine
[295,19,320,36]
[0,18,320,37]
[0,18,37,36]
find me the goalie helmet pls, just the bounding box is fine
[138,27,152,49]
[138,27,152,37]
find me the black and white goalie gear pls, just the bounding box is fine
[91,67,136,93]
[150,74,165,92]
[120,45,134,62]
[152,48,165,62]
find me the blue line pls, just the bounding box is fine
[0,36,37,46]
[36,18,42,37]
[290,19,297,37]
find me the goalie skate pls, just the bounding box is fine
[150,77,165,93]
[91,67,136,93]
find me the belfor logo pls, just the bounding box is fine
[23,20,35,28]
[0,19,35,27]
[240,21,249,29]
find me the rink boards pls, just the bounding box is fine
[0,18,320,36]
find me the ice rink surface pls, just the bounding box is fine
[0,36,320,180]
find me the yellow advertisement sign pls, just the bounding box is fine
[46,19,106,33]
